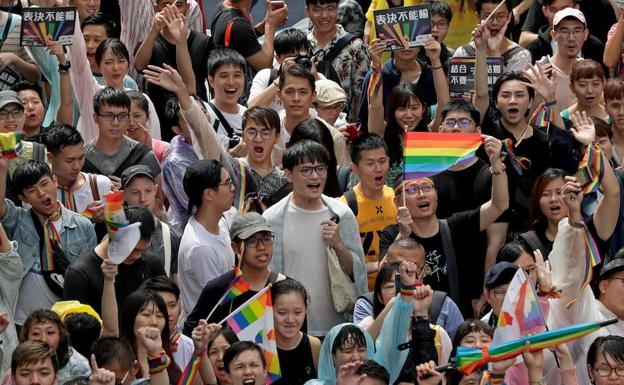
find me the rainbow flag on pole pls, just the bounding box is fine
[218,267,250,306]
[221,285,281,384]
[403,132,483,179]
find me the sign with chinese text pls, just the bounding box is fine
[373,4,432,51]
[20,7,76,47]
[0,67,20,91]
[448,57,503,99]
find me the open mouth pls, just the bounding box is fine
[308,183,321,192]
[417,202,430,209]
[549,204,561,215]
[256,254,269,263]
[242,379,255,385]
[224,88,238,97]
[374,176,384,185]
[42,197,53,210]
[506,108,520,119]
[253,146,264,155]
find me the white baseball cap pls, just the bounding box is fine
[553,7,586,28]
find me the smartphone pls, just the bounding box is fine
[269,0,285,10]
[344,123,360,142]
[573,167,593,189]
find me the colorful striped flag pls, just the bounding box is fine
[221,286,281,384]
[0,132,23,158]
[454,319,617,374]
[176,353,202,385]
[403,132,483,180]
[219,267,250,306]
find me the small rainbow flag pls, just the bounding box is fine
[176,352,202,385]
[454,319,617,374]
[0,132,23,159]
[221,285,281,384]
[403,132,483,180]
[219,267,250,306]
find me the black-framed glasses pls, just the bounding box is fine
[98,112,130,122]
[593,365,624,377]
[442,118,474,128]
[0,109,23,120]
[245,234,275,248]
[299,165,328,177]
[405,185,435,195]
[217,178,235,190]
[244,127,274,140]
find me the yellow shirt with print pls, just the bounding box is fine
[340,184,398,291]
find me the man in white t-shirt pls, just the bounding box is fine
[178,159,236,319]
[44,124,111,223]
[206,49,248,151]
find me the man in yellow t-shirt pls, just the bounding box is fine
[340,133,398,290]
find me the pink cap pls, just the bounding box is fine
[553,7,586,27]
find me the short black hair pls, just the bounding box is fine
[350,133,387,164]
[331,325,367,355]
[12,80,44,102]
[64,313,102,359]
[140,276,181,300]
[42,124,83,155]
[81,12,118,39]
[243,106,280,134]
[279,64,315,92]
[12,160,53,197]
[426,0,453,22]
[305,0,339,5]
[274,28,311,56]
[542,0,579,5]
[440,101,481,124]
[183,159,224,210]
[496,241,530,264]
[355,360,390,385]
[223,341,266,373]
[95,38,129,66]
[282,139,329,171]
[207,48,247,77]
[164,96,181,129]
[587,336,624,369]
[271,278,310,306]
[125,205,156,241]
[93,87,131,114]
[91,337,136,371]
[126,90,149,115]
[492,72,535,101]
[476,0,512,13]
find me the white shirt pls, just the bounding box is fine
[178,215,235,318]
[173,332,195,370]
[56,173,112,214]
[207,100,247,148]
[249,68,283,113]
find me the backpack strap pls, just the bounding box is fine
[112,143,152,177]
[161,221,172,277]
[344,189,358,217]
[32,142,45,162]
[268,68,279,86]
[308,335,321,372]
[357,292,374,307]
[337,165,351,193]
[82,157,102,175]
[323,33,358,63]
[519,230,548,255]
[208,101,235,138]
[460,44,477,57]
[87,173,100,201]
[428,290,448,323]
[438,219,460,304]
[502,45,524,67]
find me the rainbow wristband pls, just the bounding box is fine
[400,284,416,296]
[148,351,171,375]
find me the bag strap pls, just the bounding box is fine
[519,230,547,255]
[112,143,151,177]
[337,165,351,193]
[224,20,234,48]
[438,219,460,304]
[161,221,171,277]
[87,173,100,201]
[322,33,357,64]
[82,157,102,175]
[344,189,358,217]
[0,13,13,52]
[502,45,523,67]
[208,101,234,138]
[461,44,476,57]
[308,335,321,372]
[32,142,45,162]
[357,292,374,307]
[428,290,447,323]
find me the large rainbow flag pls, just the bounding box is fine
[403,132,483,179]
[454,319,617,374]
[221,286,281,384]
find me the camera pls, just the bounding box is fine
[293,54,313,70]
[229,134,241,149]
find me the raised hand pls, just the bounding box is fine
[397,206,413,238]
[151,10,168,34]
[399,260,418,288]
[44,36,66,65]
[522,63,556,103]
[335,361,366,385]
[416,360,443,385]
[265,0,288,28]
[569,111,596,146]
[89,355,115,385]
[412,284,433,317]
[522,342,544,376]
[143,64,186,95]
[101,259,118,282]
[137,326,163,356]
[368,39,386,68]
[483,135,503,167]
[192,320,221,354]
[472,21,490,52]
[165,6,189,45]
[562,175,583,223]
[533,249,553,292]
[423,36,441,62]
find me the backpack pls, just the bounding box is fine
[314,33,358,85]
[357,290,448,322]
[82,143,151,177]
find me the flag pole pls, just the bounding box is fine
[483,0,506,24]
[204,267,243,322]
[217,284,272,325]
[403,125,408,207]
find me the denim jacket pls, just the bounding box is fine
[0,199,97,275]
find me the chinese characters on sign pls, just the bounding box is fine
[373,4,432,51]
[20,7,76,47]
[448,57,504,99]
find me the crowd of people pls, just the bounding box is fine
[0,0,624,385]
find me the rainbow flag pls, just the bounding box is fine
[403,132,483,180]
[454,319,617,374]
[0,132,23,159]
[222,286,281,384]
[218,267,250,306]
[176,353,201,385]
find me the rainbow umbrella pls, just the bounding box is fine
[453,319,617,374]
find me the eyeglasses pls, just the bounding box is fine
[245,234,275,248]
[98,112,130,122]
[115,366,132,385]
[299,164,328,177]
[405,185,435,195]
[442,118,474,128]
[482,12,509,22]
[316,103,344,112]
[593,365,624,377]
[0,109,23,120]
[556,28,585,38]
[431,20,449,29]
[244,127,274,140]
[308,4,338,15]
[217,178,236,190]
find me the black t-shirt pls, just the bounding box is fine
[63,248,166,314]
[521,0,615,44]
[146,31,212,141]
[432,159,491,219]
[379,208,481,315]
[274,334,317,385]
[211,7,262,58]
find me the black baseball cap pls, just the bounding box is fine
[599,258,624,282]
[121,165,155,189]
[485,262,518,289]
